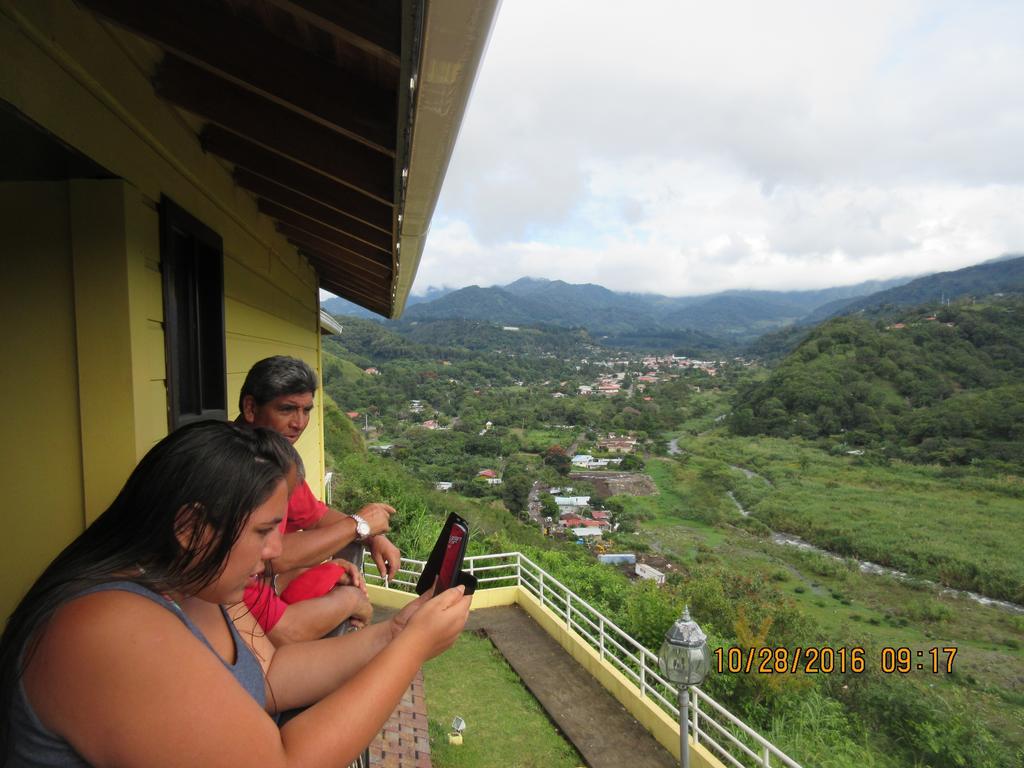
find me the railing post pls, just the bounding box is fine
[539,570,545,606]
[640,655,647,697]
[323,471,334,506]
[566,592,572,629]
[599,616,605,659]
[693,694,701,745]
[762,745,770,767]
[516,553,522,587]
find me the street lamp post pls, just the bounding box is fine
[658,606,711,768]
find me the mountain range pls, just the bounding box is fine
[322,255,1024,352]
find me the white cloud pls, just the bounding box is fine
[411,0,1024,297]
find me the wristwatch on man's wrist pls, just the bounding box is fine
[351,513,371,542]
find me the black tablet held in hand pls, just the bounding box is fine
[416,512,476,596]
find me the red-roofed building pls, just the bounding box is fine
[346,411,360,419]
[477,469,498,479]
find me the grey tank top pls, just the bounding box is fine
[9,580,266,767]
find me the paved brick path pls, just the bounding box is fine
[368,670,432,768]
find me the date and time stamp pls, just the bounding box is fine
[713,645,958,675]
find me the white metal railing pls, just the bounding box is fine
[362,551,800,768]
[323,472,334,507]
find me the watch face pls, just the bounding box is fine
[356,519,370,538]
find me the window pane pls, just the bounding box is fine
[161,198,225,429]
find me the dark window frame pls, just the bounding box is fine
[160,196,227,429]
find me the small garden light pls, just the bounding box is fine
[448,716,466,745]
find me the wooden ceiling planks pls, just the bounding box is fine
[260,200,392,267]
[79,0,404,316]
[155,56,394,201]
[77,0,396,152]
[298,250,392,298]
[234,169,391,248]
[307,277,390,316]
[261,0,402,68]
[207,129,394,231]
[276,223,392,279]
[301,254,393,315]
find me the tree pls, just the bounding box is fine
[620,454,645,471]
[543,444,571,476]
[539,493,559,518]
[501,472,533,517]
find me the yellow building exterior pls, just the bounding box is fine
[0,0,497,620]
[1,2,324,618]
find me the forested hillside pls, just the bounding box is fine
[329,316,598,361]
[804,254,1024,323]
[730,297,1024,467]
[395,276,907,349]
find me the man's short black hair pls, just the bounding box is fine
[238,356,318,412]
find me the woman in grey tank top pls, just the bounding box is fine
[0,421,471,767]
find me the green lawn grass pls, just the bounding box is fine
[422,632,582,768]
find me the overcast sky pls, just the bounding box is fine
[398,1,1024,298]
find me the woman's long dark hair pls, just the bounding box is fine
[0,421,298,760]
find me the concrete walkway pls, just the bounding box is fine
[467,605,677,768]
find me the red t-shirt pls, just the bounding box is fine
[243,480,331,631]
[285,480,328,532]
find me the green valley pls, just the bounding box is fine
[319,289,1024,768]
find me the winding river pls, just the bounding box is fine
[726,489,1024,615]
[665,450,1024,614]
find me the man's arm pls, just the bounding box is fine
[275,503,393,572]
[267,587,372,646]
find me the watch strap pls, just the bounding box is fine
[351,513,370,542]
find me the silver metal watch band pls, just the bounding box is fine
[351,513,370,542]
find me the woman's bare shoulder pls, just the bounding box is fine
[24,588,191,699]
[35,588,182,650]
[24,589,283,766]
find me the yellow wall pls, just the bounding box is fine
[0,0,326,614]
[69,179,166,522]
[0,182,86,620]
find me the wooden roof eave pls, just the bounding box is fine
[389,0,502,319]
[75,0,499,319]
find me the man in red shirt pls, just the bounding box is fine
[237,356,401,643]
